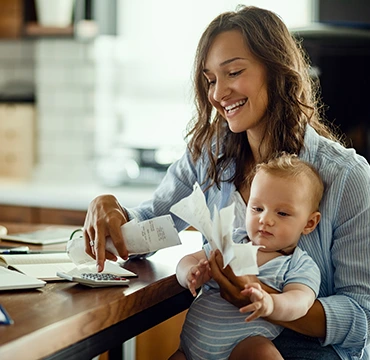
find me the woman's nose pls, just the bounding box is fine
[212,79,230,102]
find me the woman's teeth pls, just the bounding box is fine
[225,100,246,113]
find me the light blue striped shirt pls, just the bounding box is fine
[180,246,320,360]
[126,125,370,359]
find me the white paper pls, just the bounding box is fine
[59,260,137,278]
[67,214,182,265]
[170,182,213,242]
[170,182,260,275]
[121,215,182,254]
[229,243,260,276]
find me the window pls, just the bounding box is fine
[114,0,315,148]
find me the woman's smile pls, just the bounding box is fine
[224,99,247,115]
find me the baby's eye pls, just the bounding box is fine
[278,211,289,217]
[252,206,263,213]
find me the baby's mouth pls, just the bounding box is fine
[224,99,247,113]
[259,230,273,236]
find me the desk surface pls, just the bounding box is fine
[0,223,202,360]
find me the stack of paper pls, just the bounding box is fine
[0,266,46,291]
[170,182,260,276]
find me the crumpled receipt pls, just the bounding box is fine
[67,215,182,265]
[170,182,261,276]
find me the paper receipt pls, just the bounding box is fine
[67,215,182,265]
[170,182,260,276]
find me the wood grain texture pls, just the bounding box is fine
[0,223,201,360]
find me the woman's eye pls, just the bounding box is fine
[229,70,242,78]
[204,77,215,86]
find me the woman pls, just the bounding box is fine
[84,6,370,359]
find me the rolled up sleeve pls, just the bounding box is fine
[319,295,368,357]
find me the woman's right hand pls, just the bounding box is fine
[210,250,279,309]
[209,250,252,308]
[83,194,129,272]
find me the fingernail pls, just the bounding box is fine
[97,264,103,272]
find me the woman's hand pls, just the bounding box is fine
[208,249,256,308]
[83,194,129,272]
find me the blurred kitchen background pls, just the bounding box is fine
[0,1,369,358]
[0,0,369,213]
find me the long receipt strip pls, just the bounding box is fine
[58,215,181,285]
[170,182,260,276]
[67,214,182,266]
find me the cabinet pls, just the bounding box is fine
[0,204,86,226]
[0,104,35,179]
[136,311,187,360]
[0,0,23,38]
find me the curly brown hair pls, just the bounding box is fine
[186,5,341,189]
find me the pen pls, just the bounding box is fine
[0,250,66,254]
[0,250,30,254]
[0,246,30,254]
[0,304,14,325]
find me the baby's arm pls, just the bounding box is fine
[176,249,211,297]
[240,282,315,322]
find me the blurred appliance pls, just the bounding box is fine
[292,25,370,161]
[318,0,370,29]
[74,0,117,36]
[95,146,183,187]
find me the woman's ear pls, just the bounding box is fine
[302,211,321,235]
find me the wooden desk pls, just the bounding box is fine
[0,223,202,360]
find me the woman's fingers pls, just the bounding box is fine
[106,209,129,260]
[83,195,128,272]
[95,225,107,272]
[209,250,250,308]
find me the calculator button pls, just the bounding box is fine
[81,273,128,281]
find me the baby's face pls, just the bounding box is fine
[245,170,314,254]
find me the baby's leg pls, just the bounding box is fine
[168,349,187,360]
[229,335,283,360]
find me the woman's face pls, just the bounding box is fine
[204,30,268,141]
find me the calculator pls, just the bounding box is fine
[57,272,130,288]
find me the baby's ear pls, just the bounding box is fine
[302,211,321,235]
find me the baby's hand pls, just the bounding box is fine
[187,259,210,297]
[239,283,274,322]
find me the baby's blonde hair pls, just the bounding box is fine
[252,153,324,211]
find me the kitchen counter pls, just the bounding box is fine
[0,178,157,211]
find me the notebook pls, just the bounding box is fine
[0,227,73,245]
[0,252,137,281]
[0,266,46,290]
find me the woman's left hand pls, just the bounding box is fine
[209,249,254,308]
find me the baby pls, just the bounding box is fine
[170,153,324,360]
